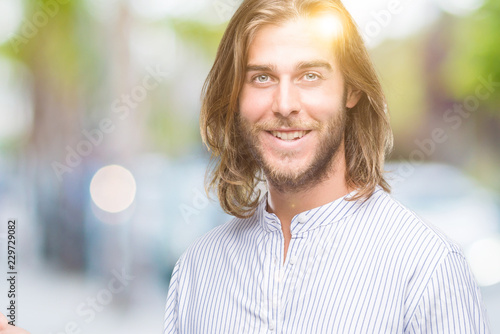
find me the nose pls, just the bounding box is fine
[272,80,301,117]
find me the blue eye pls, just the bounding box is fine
[255,74,269,83]
[304,73,318,81]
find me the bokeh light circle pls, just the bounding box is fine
[90,165,137,213]
[466,236,500,287]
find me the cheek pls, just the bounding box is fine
[300,98,338,122]
[239,87,273,122]
[301,86,345,119]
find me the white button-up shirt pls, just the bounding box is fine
[164,187,490,333]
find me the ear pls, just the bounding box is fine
[346,87,362,109]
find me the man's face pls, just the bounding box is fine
[238,17,359,192]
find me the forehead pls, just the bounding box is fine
[246,16,342,67]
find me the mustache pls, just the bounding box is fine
[252,118,321,131]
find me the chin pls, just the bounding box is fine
[265,155,305,172]
[265,161,311,182]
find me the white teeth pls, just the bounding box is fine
[271,130,308,141]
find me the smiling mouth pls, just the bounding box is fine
[270,130,310,141]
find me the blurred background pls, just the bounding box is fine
[0,0,499,332]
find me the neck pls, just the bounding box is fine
[266,151,351,226]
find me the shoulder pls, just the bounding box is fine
[362,188,462,255]
[354,191,489,332]
[351,188,466,286]
[176,213,259,269]
[361,189,477,298]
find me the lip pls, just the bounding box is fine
[267,128,310,132]
[267,129,311,140]
[263,129,313,149]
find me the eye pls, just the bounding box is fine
[304,73,319,81]
[254,74,270,83]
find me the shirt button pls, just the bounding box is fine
[269,321,276,330]
[289,255,297,265]
[297,212,307,224]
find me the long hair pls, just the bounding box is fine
[200,0,393,218]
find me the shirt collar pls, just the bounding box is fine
[258,187,382,235]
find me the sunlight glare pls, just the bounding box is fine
[311,13,343,41]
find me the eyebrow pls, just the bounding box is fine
[245,60,333,72]
[246,64,276,72]
[297,60,333,71]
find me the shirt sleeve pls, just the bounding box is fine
[406,251,491,333]
[164,257,182,334]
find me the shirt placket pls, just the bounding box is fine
[271,227,305,333]
[259,227,277,333]
[273,230,286,333]
[269,230,281,333]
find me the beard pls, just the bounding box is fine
[237,103,346,194]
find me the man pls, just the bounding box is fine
[164,0,490,332]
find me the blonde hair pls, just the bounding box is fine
[200,0,393,218]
